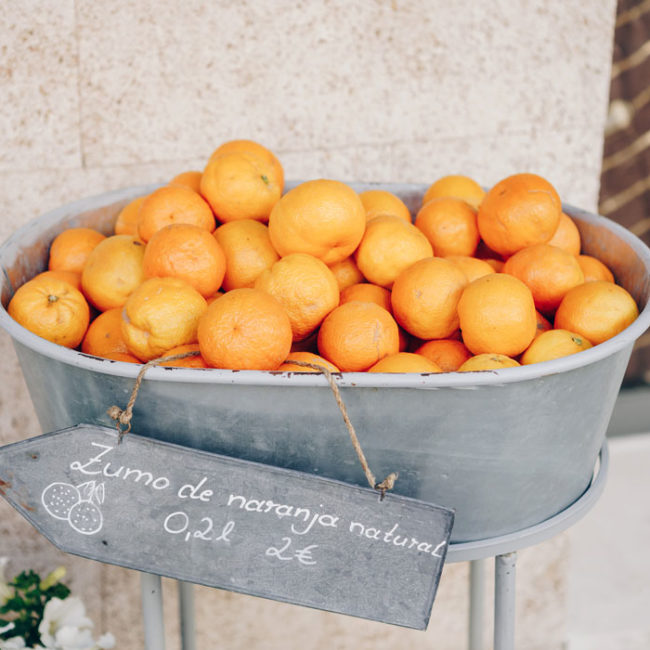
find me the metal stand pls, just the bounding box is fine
[141,573,166,650]
[139,443,608,650]
[178,581,196,650]
[452,442,609,649]
[468,559,486,650]
[494,553,516,650]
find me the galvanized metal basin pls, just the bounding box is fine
[1,182,649,542]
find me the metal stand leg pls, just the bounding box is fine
[178,580,196,650]
[494,552,517,650]
[468,559,486,650]
[141,572,166,650]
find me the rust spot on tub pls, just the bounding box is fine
[20,502,34,512]
[0,478,11,496]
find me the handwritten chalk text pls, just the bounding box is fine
[227,494,339,535]
[70,443,171,490]
[349,521,446,557]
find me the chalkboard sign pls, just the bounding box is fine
[0,425,454,629]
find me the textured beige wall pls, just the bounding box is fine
[0,1,615,648]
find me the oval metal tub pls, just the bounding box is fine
[1,182,649,542]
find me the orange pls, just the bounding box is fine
[474,240,505,272]
[213,219,279,291]
[577,255,615,283]
[422,175,486,210]
[477,173,562,257]
[200,152,282,223]
[414,339,472,372]
[143,223,226,298]
[81,235,145,312]
[277,351,340,373]
[328,256,365,291]
[269,179,366,266]
[415,197,480,257]
[254,253,339,341]
[122,277,208,361]
[398,326,410,352]
[391,257,467,339]
[81,308,129,358]
[208,139,284,189]
[458,354,520,371]
[48,228,106,274]
[358,189,412,223]
[290,329,320,354]
[368,352,442,373]
[483,258,504,272]
[137,185,215,243]
[457,274,537,356]
[8,276,89,348]
[554,281,638,345]
[475,239,504,261]
[197,288,292,370]
[33,270,82,291]
[534,310,553,338]
[521,329,592,365]
[169,171,202,193]
[547,213,581,256]
[114,197,145,236]
[206,290,224,305]
[339,282,392,313]
[355,215,433,288]
[445,256,495,284]
[447,329,463,341]
[104,351,141,364]
[502,244,585,315]
[160,343,208,368]
[317,301,399,372]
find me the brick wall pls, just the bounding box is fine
[600,0,650,384]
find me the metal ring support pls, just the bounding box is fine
[448,442,609,563]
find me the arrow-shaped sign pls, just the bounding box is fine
[0,425,454,629]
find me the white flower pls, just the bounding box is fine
[38,597,114,650]
[0,558,12,607]
[0,636,34,650]
[39,597,92,648]
[95,636,114,650]
[49,626,98,650]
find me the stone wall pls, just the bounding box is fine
[0,2,616,647]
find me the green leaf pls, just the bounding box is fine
[13,570,40,590]
[47,584,71,600]
[1,595,28,613]
[0,567,72,644]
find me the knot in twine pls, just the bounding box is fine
[286,359,399,500]
[107,351,199,442]
[106,405,132,431]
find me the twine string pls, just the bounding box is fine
[286,359,398,500]
[107,351,200,443]
[106,352,398,499]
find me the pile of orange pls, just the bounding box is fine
[8,140,641,373]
